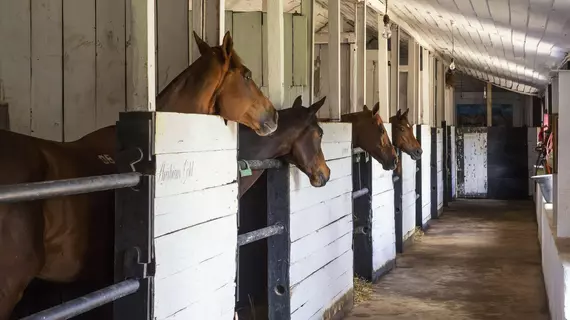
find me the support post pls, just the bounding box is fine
[389,27,400,117]
[393,149,403,253]
[355,1,367,111]
[407,39,417,123]
[555,71,570,237]
[377,15,389,120]
[352,150,373,281]
[415,126,423,228]
[486,81,493,126]
[436,60,444,125]
[127,0,156,112]
[328,0,341,119]
[192,0,225,62]
[430,127,438,219]
[267,0,285,109]
[301,0,315,105]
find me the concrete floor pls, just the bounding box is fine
[345,199,549,320]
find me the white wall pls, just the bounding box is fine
[313,43,352,118]
[420,125,431,224]
[436,128,444,210]
[289,123,353,320]
[459,131,487,197]
[152,113,238,320]
[371,124,396,272]
[454,91,527,127]
[402,125,417,241]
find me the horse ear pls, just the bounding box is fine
[193,31,211,55]
[372,102,380,115]
[395,109,401,117]
[309,96,327,114]
[363,105,370,112]
[221,31,233,59]
[401,108,410,119]
[292,95,303,108]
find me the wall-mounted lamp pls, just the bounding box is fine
[382,14,392,39]
[449,58,456,71]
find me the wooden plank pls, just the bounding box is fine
[290,192,352,242]
[378,29,389,119]
[290,214,352,265]
[31,0,63,141]
[300,0,313,103]
[158,283,235,320]
[372,239,395,272]
[154,183,238,237]
[154,113,237,154]
[232,12,263,85]
[63,0,96,141]
[290,251,352,318]
[126,0,156,111]
[463,132,488,196]
[154,250,236,319]
[389,27,400,117]
[304,270,352,320]
[284,13,293,88]
[328,0,341,119]
[204,0,225,45]
[267,0,284,108]
[157,0,189,92]
[290,232,352,286]
[290,175,352,213]
[292,14,307,87]
[290,156,351,192]
[96,0,126,129]
[154,214,236,279]
[320,122,352,142]
[421,125,431,207]
[155,150,237,197]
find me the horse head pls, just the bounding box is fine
[389,109,423,160]
[157,31,278,136]
[281,96,330,187]
[341,102,398,170]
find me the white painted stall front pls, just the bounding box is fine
[289,122,354,320]
[436,128,444,213]
[420,125,432,225]
[371,124,396,275]
[458,129,488,198]
[402,126,418,241]
[152,113,238,320]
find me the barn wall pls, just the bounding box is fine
[451,126,457,199]
[289,123,353,320]
[371,124,396,273]
[420,125,431,224]
[527,127,538,196]
[152,113,238,320]
[436,128,444,210]
[313,44,352,118]
[0,0,128,141]
[402,125,417,241]
[455,91,526,127]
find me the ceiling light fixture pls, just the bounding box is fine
[381,0,391,39]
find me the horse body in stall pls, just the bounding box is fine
[0,31,277,320]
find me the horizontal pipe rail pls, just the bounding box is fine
[21,279,140,320]
[238,224,285,246]
[238,159,284,171]
[353,147,365,154]
[352,188,369,199]
[0,172,141,203]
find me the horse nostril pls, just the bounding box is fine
[319,172,328,185]
[392,158,398,167]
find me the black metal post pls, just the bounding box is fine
[415,126,423,228]
[267,165,291,319]
[352,150,373,281]
[21,279,140,320]
[430,127,439,219]
[442,121,449,207]
[393,149,403,253]
[445,124,453,204]
[114,111,155,320]
[0,173,141,203]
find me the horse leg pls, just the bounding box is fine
[0,202,44,320]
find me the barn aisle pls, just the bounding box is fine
[345,199,549,320]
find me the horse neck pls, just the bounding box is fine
[156,59,218,114]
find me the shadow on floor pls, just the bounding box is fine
[345,199,549,320]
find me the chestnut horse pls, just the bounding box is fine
[1,31,277,320]
[389,108,423,160]
[238,96,330,198]
[340,102,398,171]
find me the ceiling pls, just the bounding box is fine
[197,0,570,95]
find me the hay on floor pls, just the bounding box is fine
[353,276,373,305]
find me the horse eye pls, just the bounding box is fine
[399,127,405,132]
[244,71,252,80]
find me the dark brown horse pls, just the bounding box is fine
[340,102,398,171]
[0,31,277,320]
[238,96,330,198]
[389,108,423,160]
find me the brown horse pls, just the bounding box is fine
[340,102,398,171]
[389,108,423,160]
[238,96,330,198]
[1,31,277,320]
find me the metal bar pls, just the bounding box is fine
[237,224,285,246]
[21,279,140,320]
[352,188,369,199]
[237,159,284,170]
[0,172,141,203]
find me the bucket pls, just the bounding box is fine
[531,174,553,203]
